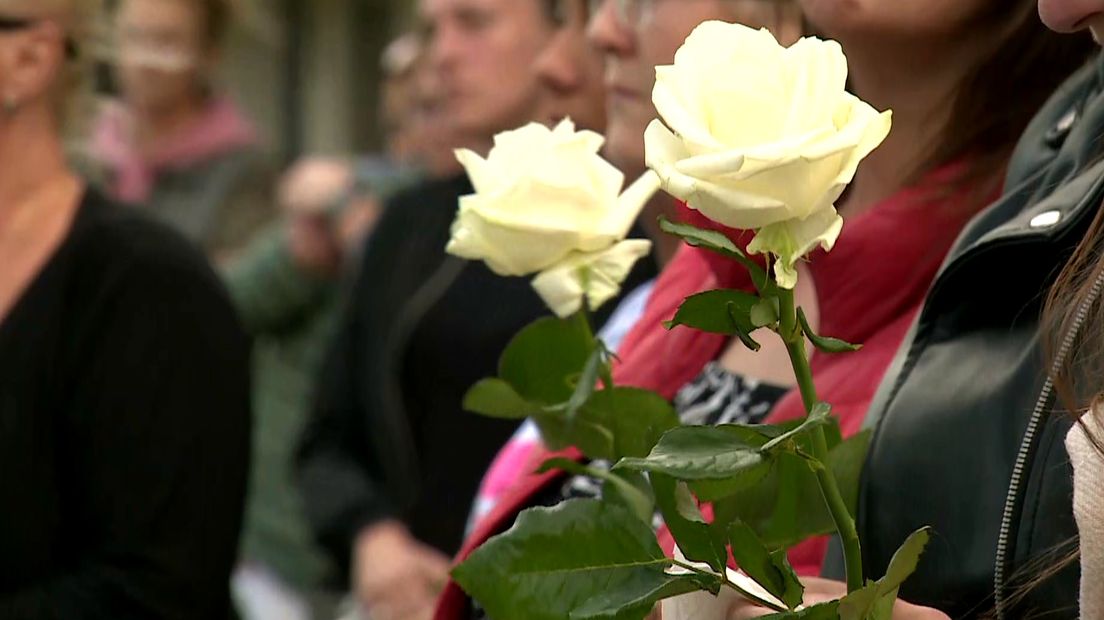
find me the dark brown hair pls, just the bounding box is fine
[196,0,230,48]
[994,201,1104,616]
[918,1,1096,208]
[1045,199,1104,450]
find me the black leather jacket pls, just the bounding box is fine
[824,55,1104,618]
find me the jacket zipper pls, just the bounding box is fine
[993,265,1104,618]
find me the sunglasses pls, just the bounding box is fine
[0,16,78,59]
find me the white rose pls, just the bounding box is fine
[448,119,659,317]
[644,21,892,288]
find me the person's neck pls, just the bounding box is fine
[837,35,983,216]
[456,133,494,157]
[0,112,74,219]
[639,193,681,267]
[133,95,208,154]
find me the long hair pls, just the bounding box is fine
[1045,200,1104,449]
[916,0,1096,210]
[993,202,1104,615]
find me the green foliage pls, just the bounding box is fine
[727,520,805,610]
[798,308,861,354]
[665,289,763,351]
[453,499,720,620]
[712,430,872,550]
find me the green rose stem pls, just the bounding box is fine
[572,268,614,390]
[776,286,864,594]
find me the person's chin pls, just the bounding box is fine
[603,120,647,175]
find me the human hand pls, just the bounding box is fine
[278,158,354,216]
[721,577,950,620]
[353,521,451,620]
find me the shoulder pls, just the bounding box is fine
[384,172,470,212]
[1068,411,1104,468]
[68,190,240,322]
[1007,53,1104,187]
[371,173,471,247]
[74,190,211,270]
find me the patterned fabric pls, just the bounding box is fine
[533,364,788,510]
[1068,411,1104,620]
[674,362,788,426]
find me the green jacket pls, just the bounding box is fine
[222,226,340,590]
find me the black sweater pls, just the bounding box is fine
[0,190,251,619]
[298,174,656,573]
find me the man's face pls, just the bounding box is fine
[423,0,555,143]
[533,0,607,131]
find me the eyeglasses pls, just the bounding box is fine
[0,15,79,59]
[585,0,659,29]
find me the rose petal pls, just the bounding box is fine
[530,239,653,318]
[451,194,611,275]
[455,148,501,195]
[644,20,891,259]
[747,206,843,288]
[598,170,662,239]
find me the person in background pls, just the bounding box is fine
[434,2,805,618]
[380,33,429,169]
[461,0,768,538]
[611,0,1091,583]
[0,0,251,617]
[90,0,274,259]
[228,32,447,620]
[226,160,379,620]
[465,0,626,529]
[437,0,1094,618]
[296,0,656,618]
[721,0,1104,615]
[1002,3,1104,618]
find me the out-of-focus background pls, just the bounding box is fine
[94,0,415,160]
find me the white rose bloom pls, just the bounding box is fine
[448,119,658,317]
[645,21,892,288]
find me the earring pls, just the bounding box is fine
[2,94,18,116]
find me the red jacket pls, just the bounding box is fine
[436,169,987,619]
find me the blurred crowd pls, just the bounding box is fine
[3,0,1104,620]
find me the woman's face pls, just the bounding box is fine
[588,0,803,176]
[1038,0,1104,38]
[533,0,607,131]
[114,0,211,114]
[0,2,67,125]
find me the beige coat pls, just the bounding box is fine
[1068,411,1104,619]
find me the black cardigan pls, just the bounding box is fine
[0,190,251,618]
